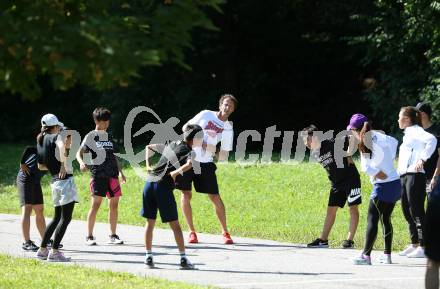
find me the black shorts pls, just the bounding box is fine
[141,179,178,223]
[175,162,219,195]
[17,177,43,207]
[328,178,362,208]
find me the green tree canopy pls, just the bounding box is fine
[0,0,221,99]
[350,0,440,127]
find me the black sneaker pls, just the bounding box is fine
[86,236,97,246]
[145,256,154,268]
[22,240,39,252]
[47,239,63,249]
[307,238,329,248]
[342,239,355,249]
[180,257,195,270]
[108,234,124,245]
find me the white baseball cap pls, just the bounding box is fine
[41,114,64,127]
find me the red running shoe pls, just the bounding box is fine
[223,232,234,244]
[188,232,198,244]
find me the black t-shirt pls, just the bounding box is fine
[37,134,72,181]
[17,147,42,184]
[81,131,119,178]
[424,123,440,180]
[148,141,192,186]
[315,138,360,189]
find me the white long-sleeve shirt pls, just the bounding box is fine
[398,125,438,175]
[361,131,400,184]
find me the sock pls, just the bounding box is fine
[146,251,153,257]
[180,251,186,259]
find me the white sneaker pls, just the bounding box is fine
[399,245,417,256]
[378,254,392,264]
[86,236,97,246]
[407,246,426,258]
[108,234,124,245]
[353,253,372,265]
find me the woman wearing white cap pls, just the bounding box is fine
[35,114,79,262]
[347,114,401,265]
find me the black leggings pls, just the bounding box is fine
[41,202,75,249]
[363,198,396,256]
[401,173,426,246]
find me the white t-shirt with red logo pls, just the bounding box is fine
[185,110,234,163]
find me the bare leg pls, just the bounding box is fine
[21,205,32,242]
[108,197,120,235]
[169,220,185,252]
[348,205,360,240]
[145,219,156,251]
[33,204,46,239]
[181,190,196,232]
[320,206,338,240]
[426,259,440,289]
[208,194,228,234]
[87,196,102,237]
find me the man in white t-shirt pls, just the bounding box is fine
[176,94,237,244]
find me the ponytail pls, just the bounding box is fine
[358,121,373,156]
[400,106,422,126]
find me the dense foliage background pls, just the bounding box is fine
[1,0,439,149]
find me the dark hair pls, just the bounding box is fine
[416,102,432,118]
[301,124,318,137]
[36,126,56,146]
[219,94,238,109]
[183,124,203,142]
[93,107,111,122]
[400,106,422,126]
[354,121,373,155]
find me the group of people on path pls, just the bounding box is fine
[302,103,440,288]
[17,94,237,269]
[15,95,440,286]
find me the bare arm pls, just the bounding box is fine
[56,139,67,179]
[217,149,229,162]
[115,156,126,183]
[145,144,166,171]
[170,159,192,181]
[76,147,88,172]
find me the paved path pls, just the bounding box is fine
[0,214,426,289]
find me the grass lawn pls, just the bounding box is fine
[0,143,411,250]
[0,254,208,289]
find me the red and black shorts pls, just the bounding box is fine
[90,177,122,199]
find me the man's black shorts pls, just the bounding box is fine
[175,162,219,195]
[328,177,362,208]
